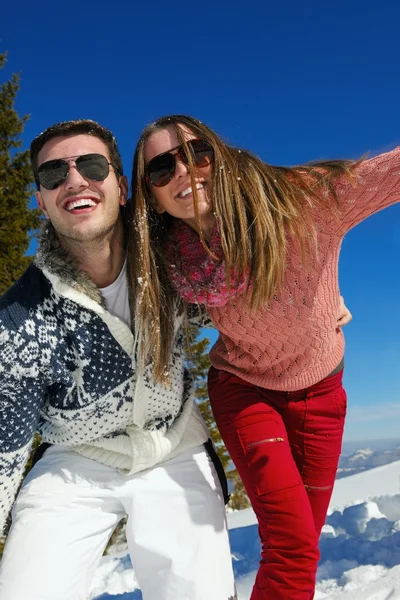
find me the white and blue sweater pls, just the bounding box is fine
[0,223,209,534]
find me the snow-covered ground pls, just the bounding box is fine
[91,460,400,599]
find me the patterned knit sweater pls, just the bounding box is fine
[165,147,400,391]
[0,223,209,535]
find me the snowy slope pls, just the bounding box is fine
[92,460,400,600]
[330,459,400,509]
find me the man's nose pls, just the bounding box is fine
[64,164,90,190]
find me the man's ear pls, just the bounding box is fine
[36,191,49,218]
[118,176,129,206]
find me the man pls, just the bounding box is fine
[0,120,236,600]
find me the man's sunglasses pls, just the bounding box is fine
[145,139,214,187]
[36,153,121,190]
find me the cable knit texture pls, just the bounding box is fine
[165,147,400,391]
[0,223,209,535]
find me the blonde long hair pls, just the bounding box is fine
[130,114,360,382]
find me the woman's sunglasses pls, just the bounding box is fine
[145,139,214,187]
[37,153,121,190]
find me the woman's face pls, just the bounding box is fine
[143,124,213,228]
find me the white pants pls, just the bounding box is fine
[0,445,236,600]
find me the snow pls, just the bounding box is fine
[91,460,400,600]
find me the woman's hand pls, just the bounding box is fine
[336,295,352,329]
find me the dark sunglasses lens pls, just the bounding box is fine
[147,153,176,187]
[77,154,110,181]
[38,160,68,190]
[189,139,214,167]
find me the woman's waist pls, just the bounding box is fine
[209,333,345,392]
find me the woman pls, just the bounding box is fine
[130,115,398,599]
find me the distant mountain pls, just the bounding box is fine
[337,442,400,479]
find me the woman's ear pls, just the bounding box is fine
[149,196,166,214]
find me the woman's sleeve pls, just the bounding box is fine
[337,146,400,235]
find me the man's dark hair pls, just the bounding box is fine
[30,119,123,188]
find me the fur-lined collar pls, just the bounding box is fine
[34,221,105,307]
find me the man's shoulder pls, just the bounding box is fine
[0,264,51,328]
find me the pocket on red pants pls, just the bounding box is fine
[335,388,347,420]
[237,419,302,496]
[208,367,234,394]
[301,386,347,488]
[302,464,338,490]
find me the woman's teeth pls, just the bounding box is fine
[179,183,204,198]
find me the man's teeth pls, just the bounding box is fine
[179,183,204,198]
[65,198,97,211]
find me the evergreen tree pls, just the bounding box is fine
[0,52,41,295]
[0,52,41,555]
[186,325,249,510]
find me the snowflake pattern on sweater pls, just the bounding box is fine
[0,223,209,534]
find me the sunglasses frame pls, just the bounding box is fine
[145,138,214,187]
[36,153,121,190]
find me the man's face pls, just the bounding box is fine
[36,134,127,243]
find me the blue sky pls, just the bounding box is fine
[2,0,399,441]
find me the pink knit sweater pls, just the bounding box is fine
[164,147,400,391]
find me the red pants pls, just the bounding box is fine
[208,367,347,600]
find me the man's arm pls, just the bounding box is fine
[0,335,45,535]
[186,303,214,329]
